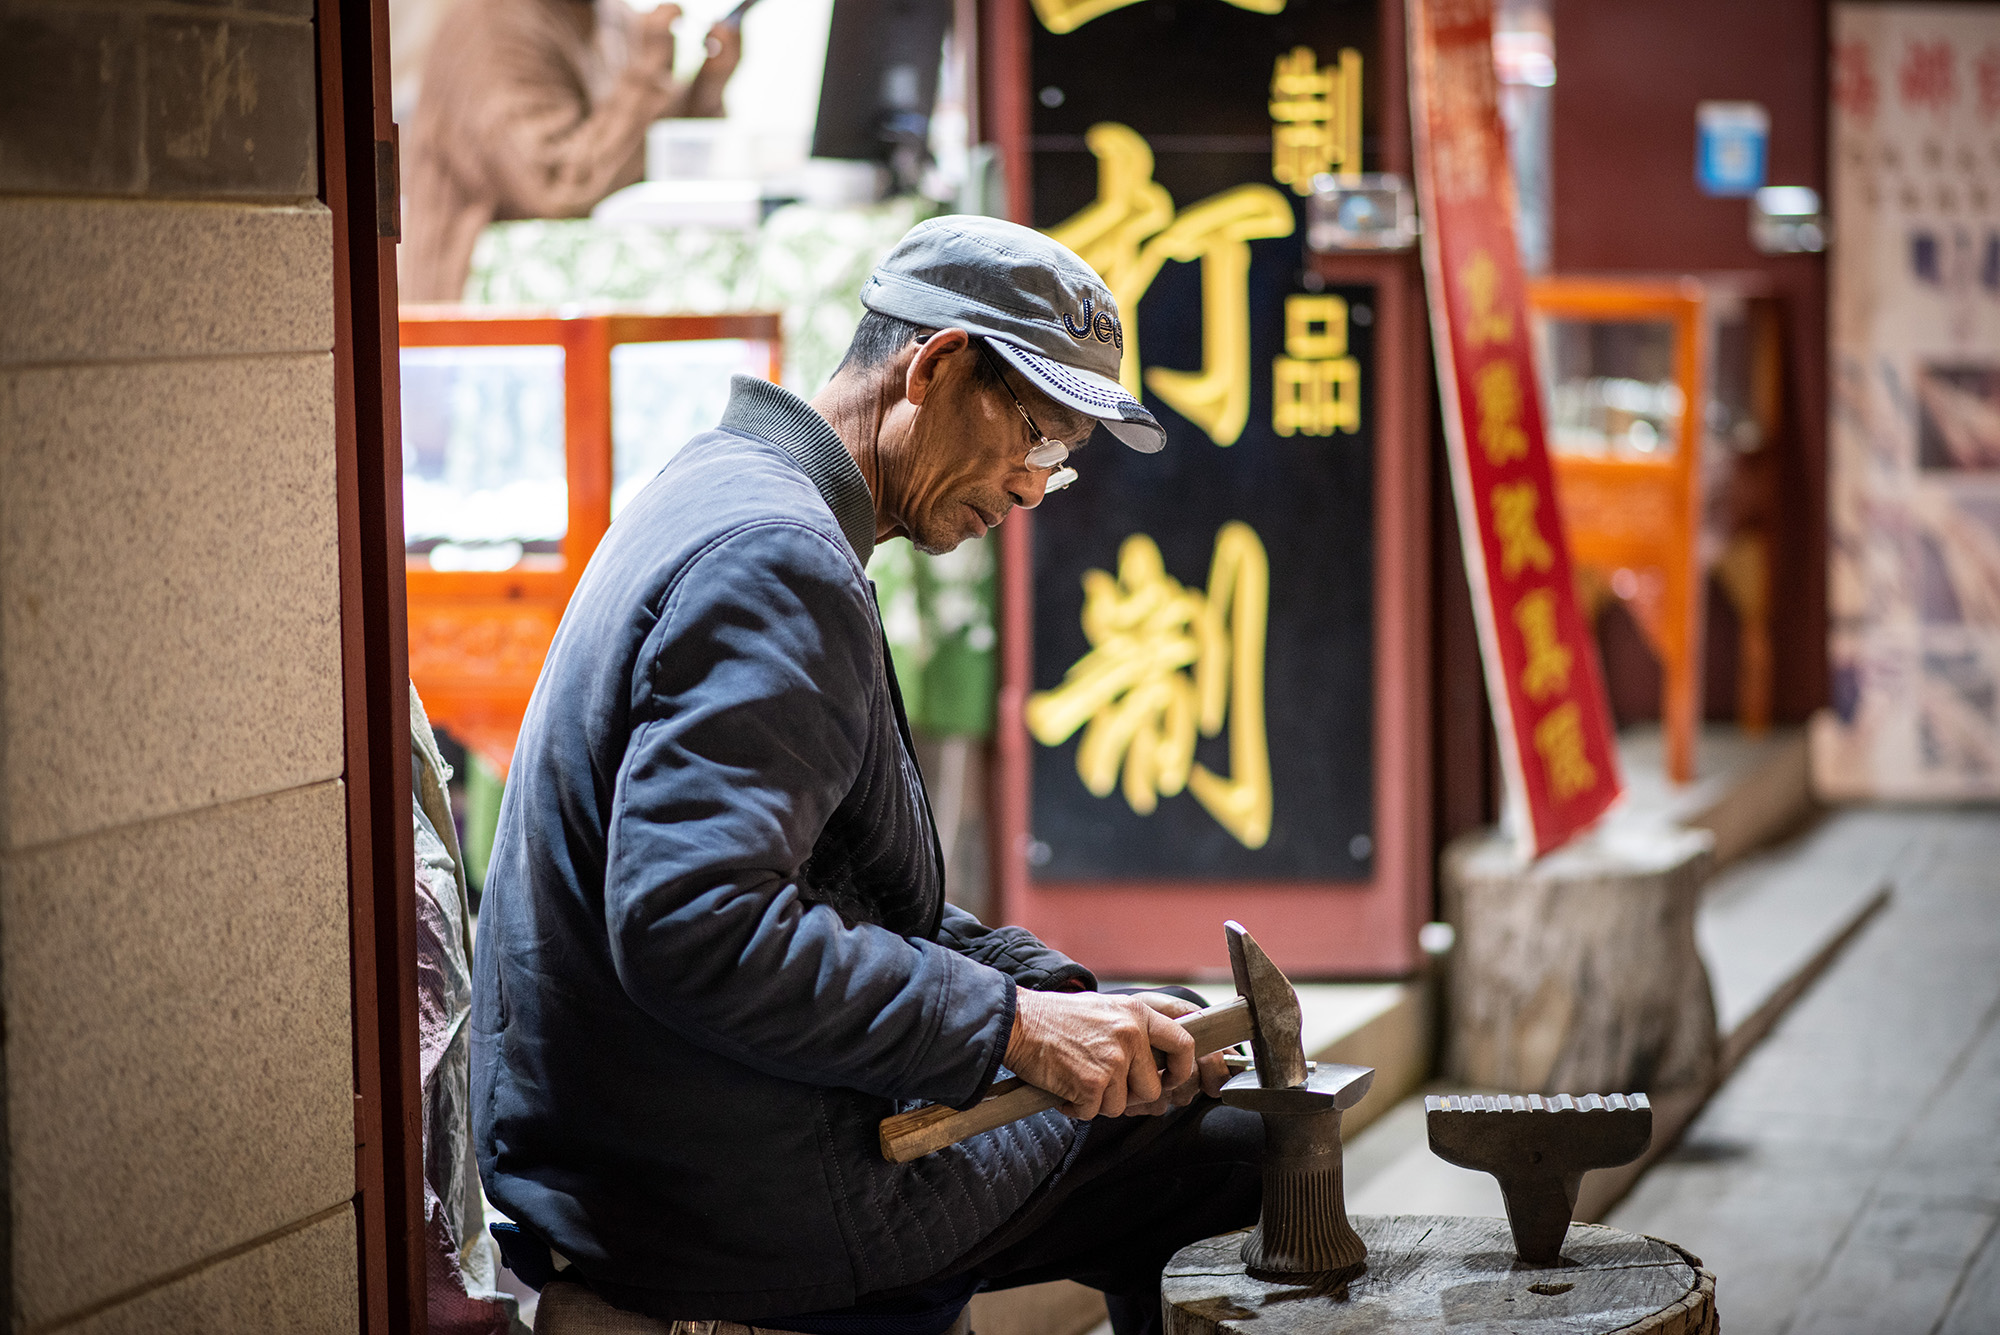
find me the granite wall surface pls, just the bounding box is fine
[0,2,357,1329]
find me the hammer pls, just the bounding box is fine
[1425,1092,1653,1265]
[878,924,1290,1164]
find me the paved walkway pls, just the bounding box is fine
[1607,807,2000,1335]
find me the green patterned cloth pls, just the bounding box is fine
[464,200,997,737]
[867,535,996,737]
[469,199,928,401]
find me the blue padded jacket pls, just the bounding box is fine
[471,377,1091,1322]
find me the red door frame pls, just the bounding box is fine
[981,0,1433,980]
[318,0,426,1328]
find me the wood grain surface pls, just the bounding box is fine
[1440,829,1719,1097]
[1162,1216,1716,1334]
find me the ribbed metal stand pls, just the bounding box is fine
[1241,1106,1367,1282]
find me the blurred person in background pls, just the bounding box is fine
[399,0,743,302]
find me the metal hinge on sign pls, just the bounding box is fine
[375,130,401,240]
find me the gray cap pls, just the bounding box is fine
[859,215,1166,453]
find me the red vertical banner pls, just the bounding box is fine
[1408,0,1621,857]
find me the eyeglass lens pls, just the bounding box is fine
[978,341,1080,490]
[1025,438,1069,469]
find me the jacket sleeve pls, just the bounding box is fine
[935,904,1097,993]
[602,520,1015,1109]
[476,8,677,220]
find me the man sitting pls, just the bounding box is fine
[473,217,1261,1335]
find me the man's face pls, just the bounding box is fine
[891,334,1097,555]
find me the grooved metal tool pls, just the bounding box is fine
[1425,1092,1654,1265]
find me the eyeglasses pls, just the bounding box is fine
[978,343,1080,493]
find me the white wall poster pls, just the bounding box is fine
[1818,3,2000,797]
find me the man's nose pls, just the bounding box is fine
[1010,466,1049,510]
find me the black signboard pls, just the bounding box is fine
[1024,0,1382,883]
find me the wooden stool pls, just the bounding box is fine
[534,1282,974,1335]
[1162,1216,1716,1334]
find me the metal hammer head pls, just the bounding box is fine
[1425,1093,1653,1265]
[1225,920,1308,1090]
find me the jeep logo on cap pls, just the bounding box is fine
[1062,298,1123,352]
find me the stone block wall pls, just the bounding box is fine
[0,2,358,1330]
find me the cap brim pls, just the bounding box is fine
[988,341,1166,453]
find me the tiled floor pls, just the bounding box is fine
[1607,807,2000,1335]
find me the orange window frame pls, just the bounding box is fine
[400,309,783,772]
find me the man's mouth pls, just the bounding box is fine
[967,503,1001,533]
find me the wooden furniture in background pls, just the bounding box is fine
[400,309,782,773]
[1528,277,1780,783]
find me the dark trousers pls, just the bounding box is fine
[793,983,1264,1335]
[568,1095,1263,1335]
[766,974,1263,1335]
[965,1096,1263,1335]
[594,986,1264,1335]
[763,1095,1263,1335]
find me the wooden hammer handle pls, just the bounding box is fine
[878,996,1252,1163]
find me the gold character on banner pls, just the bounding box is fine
[1047,124,1295,447]
[1512,588,1573,701]
[1426,37,1501,204]
[1273,294,1361,437]
[1533,701,1597,800]
[1270,46,1364,194]
[1472,360,1527,465]
[1030,0,1282,38]
[1025,522,1274,849]
[1456,250,1513,348]
[1491,480,1553,578]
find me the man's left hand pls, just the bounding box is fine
[1119,992,1232,1117]
[698,22,744,81]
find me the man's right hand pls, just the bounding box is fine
[1004,988,1198,1121]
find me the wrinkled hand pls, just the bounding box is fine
[1120,992,1234,1117]
[627,3,682,82]
[1005,988,1209,1121]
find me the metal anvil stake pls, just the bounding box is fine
[1425,1092,1653,1265]
[1218,921,1374,1283]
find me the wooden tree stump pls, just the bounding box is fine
[1162,1216,1718,1335]
[1441,827,1719,1095]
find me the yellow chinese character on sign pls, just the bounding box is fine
[1491,480,1553,577]
[1457,250,1513,348]
[1533,701,1597,800]
[1025,522,1273,849]
[1285,293,1347,357]
[1274,358,1361,437]
[1512,588,1573,701]
[1030,0,1281,37]
[1472,359,1528,465]
[1270,47,1364,194]
[1273,293,1361,437]
[1047,124,1295,447]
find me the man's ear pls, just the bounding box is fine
[905,327,972,406]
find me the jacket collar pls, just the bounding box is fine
[720,376,877,566]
